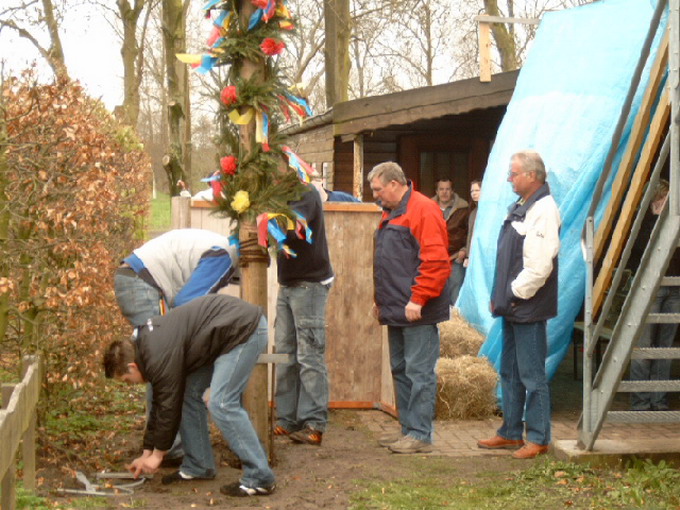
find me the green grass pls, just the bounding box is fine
[150,191,172,232]
[349,457,680,509]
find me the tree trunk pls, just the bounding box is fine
[41,0,68,79]
[117,0,146,127]
[323,0,351,107]
[161,0,190,195]
[483,0,519,72]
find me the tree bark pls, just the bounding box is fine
[483,0,519,72]
[117,0,147,127]
[161,0,190,195]
[41,0,68,79]
[323,0,351,107]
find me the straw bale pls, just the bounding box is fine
[436,355,499,420]
[439,309,485,359]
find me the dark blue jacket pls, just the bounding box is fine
[491,184,561,323]
[373,184,451,327]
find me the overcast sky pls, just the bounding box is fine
[2,3,123,110]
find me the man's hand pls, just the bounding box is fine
[371,303,380,321]
[405,301,422,322]
[456,250,466,263]
[127,449,165,478]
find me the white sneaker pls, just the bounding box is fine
[378,431,404,447]
[388,436,433,454]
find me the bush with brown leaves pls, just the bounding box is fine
[1,71,151,395]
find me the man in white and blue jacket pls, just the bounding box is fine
[477,150,561,460]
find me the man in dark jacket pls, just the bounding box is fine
[103,294,275,497]
[477,150,561,460]
[369,161,451,454]
[274,185,334,445]
[431,178,469,305]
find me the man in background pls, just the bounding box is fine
[431,178,468,305]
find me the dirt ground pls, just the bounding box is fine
[43,408,524,510]
[41,349,606,509]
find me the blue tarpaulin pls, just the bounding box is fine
[458,0,665,386]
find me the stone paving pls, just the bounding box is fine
[358,350,680,458]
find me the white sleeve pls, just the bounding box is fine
[511,197,561,300]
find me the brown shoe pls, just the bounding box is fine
[512,441,549,459]
[273,425,291,436]
[289,426,322,445]
[477,435,524,450]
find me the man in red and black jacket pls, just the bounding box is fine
[368,161,451,454]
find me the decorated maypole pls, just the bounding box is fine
[178,0,315,455]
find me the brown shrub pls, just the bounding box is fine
[1,71,151,391]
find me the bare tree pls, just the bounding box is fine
[161,0,191,196]
[116,0,156,126]
[0,0,68,78]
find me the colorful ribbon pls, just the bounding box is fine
[282,146,314,183]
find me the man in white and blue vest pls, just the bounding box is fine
[477,150,561,459]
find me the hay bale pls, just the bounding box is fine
[439,309,485,358]
[436,355,499,420]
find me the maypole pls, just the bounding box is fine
[178,0,315,456]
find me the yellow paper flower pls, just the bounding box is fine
[231,190,250,213]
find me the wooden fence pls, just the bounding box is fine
[179,197,396,413]
[0,355,41,510]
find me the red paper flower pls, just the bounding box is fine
[220,155,238,175]
[260,38,286,56]
[251,0,269,8]
[220,85,238,106]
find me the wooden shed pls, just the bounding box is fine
[283,70,519,200]
[182,73,518,415]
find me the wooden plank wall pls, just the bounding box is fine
[189,201,393,408]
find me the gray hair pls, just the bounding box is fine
[367,161,407,186]
[512,150,546,183]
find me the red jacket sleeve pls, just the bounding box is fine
[409,199,451,306]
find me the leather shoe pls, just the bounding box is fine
[512,441,549,459]
[477,435,524,450]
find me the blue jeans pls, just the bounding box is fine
[388,324,439,443]
[630,286,680,410]
[498,320,551,446]
[449,261,466,306]
[180,316,274,487]
[275,282,330,432]
[114,271,162,327]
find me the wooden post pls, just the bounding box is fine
[479,21,492,83]
[21,360,36,492]
[353,135,364,199]
[171,196,191,229]
[238,222,272,458]
[1,384,16,510]
[234,0,272,459]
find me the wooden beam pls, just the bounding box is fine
[594,31,669,260]
[473,15,540,25]
[592,88,671,316]
[479,22,492,83]
[353,135,364,199]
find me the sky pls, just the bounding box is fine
[2,4,125,110]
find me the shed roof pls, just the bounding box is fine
[283,71,519,138]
